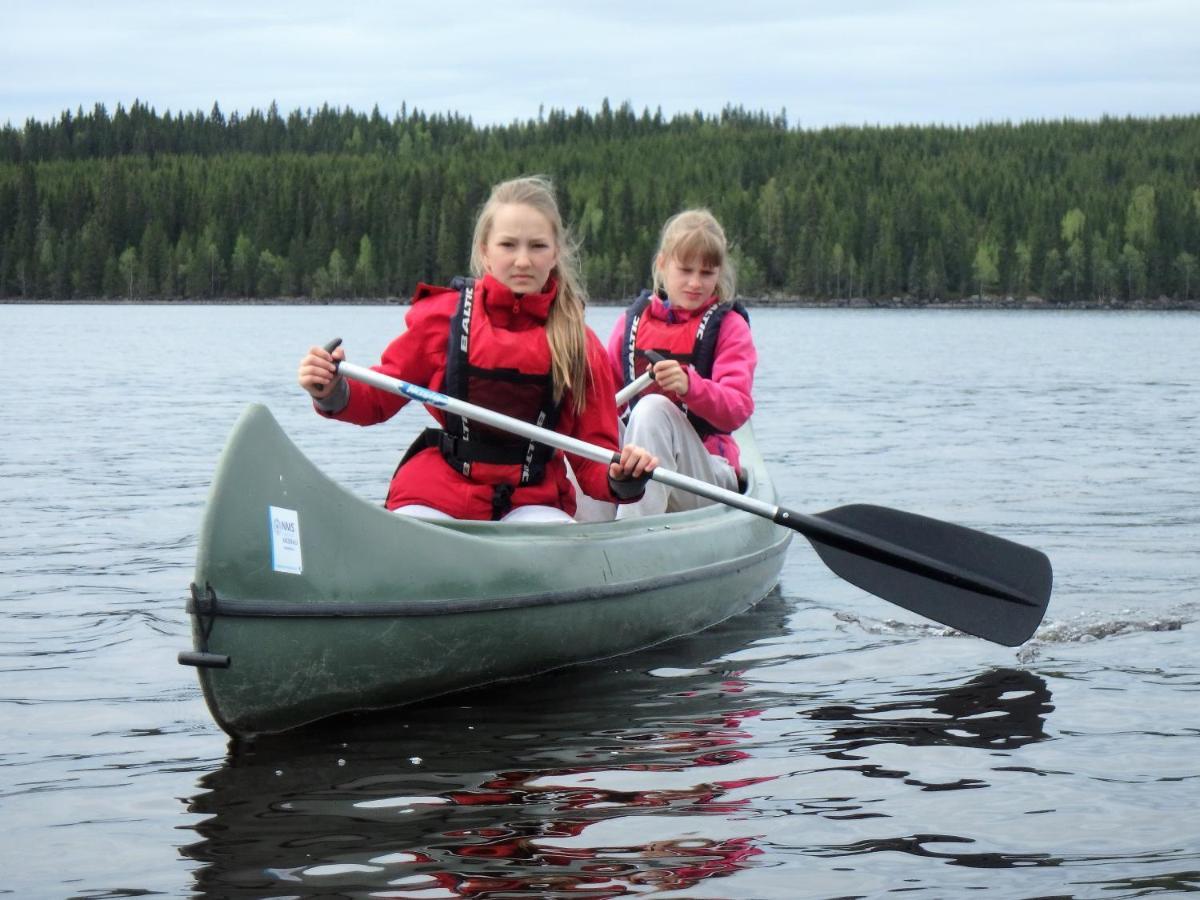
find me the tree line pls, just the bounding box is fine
[1,100,1198,304]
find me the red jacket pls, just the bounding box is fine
[320,273,624,519]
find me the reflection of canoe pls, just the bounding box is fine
[181,591,792,895]
[180,404,792,739]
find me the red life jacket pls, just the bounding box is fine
[619,290,750,438]
[402,277,562,518]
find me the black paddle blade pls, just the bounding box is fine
[804,504,1052,647]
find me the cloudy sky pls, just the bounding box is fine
[4,0,1198,129]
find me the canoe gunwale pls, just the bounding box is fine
[187,537,787,619]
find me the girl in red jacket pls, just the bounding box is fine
[606,209,756,518]
[298,175,656,522]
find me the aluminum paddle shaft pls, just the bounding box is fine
[333,357,1052,646]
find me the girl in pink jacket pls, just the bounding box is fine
[606,209,756,518]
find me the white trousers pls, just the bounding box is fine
[394,504,575,523]
[616,394,738,519]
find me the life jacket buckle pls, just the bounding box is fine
[491,483,515,520]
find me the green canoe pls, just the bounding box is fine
[181,404,792,739]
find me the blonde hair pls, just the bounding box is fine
[470,175,590,413]
[651,208,737,303]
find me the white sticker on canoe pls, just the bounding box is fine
[269,506,303,574]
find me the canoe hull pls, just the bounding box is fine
[186,404,791,738]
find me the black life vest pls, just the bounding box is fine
[620,289,750,438]
[402,277,562,518]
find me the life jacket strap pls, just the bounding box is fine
[401,426,545,468]
[438,275,560,484]
[490,483,515,521]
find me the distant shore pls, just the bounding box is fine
[4,295,1198,310]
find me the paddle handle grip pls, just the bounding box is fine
[615,350,669,407]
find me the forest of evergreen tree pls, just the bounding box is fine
[2,100,1198,304]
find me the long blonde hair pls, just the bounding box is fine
[470,175,590,413]
[651,208,737,303]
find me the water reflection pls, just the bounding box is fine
[181,592,790,898]
[811,831,1060,869]
[810,668,1053,757]
[804,668,1060,867]
[181,591,1068,895]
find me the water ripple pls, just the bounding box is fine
[4,306,1200,898]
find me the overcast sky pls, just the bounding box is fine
[4,0,1198,130]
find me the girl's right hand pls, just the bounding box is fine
[651,358,690,397]
[298,344,346,399]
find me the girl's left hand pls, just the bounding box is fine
[651,359,690,396]
[610,443,658,481]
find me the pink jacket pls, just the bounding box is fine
[606,294,756,473]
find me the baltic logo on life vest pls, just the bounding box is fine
[268,506,303,574]
[458,281,475,352]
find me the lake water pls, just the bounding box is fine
[1,304,1197,898]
